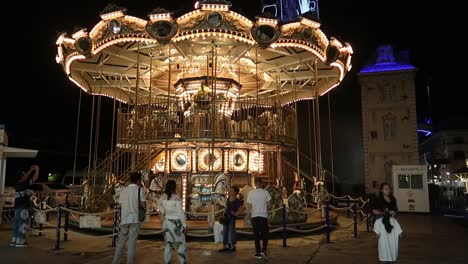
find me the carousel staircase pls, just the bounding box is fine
[84,146,162,188]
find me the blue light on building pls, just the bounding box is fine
[417,129,432,137]
[360,62,415,73]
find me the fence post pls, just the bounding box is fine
[325,201,330,243]
[366,200,370,233]
[64,195,69,242]
[346,196,350,217]
[55,207,62,250]
[353,201,358,238]
[282,203,287,247]
[39,201,43,237]
[112,204,121,247]
[359,202,363,222]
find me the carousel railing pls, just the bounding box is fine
[116,98,297,146]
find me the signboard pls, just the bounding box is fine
[261,0,320,22]
[392,165,430,213]
[79,215,102,229]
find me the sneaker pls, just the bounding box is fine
[15,243,29,248]
[260,251,268,259]
[254,253,262,259]
[218,247,230,252]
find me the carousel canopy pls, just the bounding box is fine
[56,1,352,106]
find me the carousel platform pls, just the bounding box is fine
[68,207,337,238]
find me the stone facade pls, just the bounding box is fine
[358,45,419,193]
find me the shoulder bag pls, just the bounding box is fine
[138,187,146,222]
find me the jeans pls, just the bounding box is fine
[223,216,237,246]
[252,217,269,253]
[112,223,141,264]
[11,208,29,244]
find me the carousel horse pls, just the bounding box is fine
[266,185,308,225]
[265,185,283,225]
[190,173,229,214]
[287,191,308,223]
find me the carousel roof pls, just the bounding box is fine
[56,2,352,105]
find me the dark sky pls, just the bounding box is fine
[1,0,458,185]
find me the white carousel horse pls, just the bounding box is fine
[190,173,229,214]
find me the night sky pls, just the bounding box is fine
[1,1,458,187]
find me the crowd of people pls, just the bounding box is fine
[9,164,405,264]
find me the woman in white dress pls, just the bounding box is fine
[158,180,187,264]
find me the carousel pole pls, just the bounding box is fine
[92,68,103,187]
[132,42,141,170]
[327,94,335,195]
[255,47,261,182]
[72,89,82,186]
[147,51,154,172]
[314,60,323,182]
[87,82,96,187]
[294,77,300,190]
[164,44,172,185]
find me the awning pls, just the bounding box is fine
[0,146,38,158]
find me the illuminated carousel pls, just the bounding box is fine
[56,0,352,223]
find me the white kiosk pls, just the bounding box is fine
[392,165,430,213]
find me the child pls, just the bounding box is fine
[373,209,402,263]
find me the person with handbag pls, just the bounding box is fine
[157,180,187,264]
[219,186,241,252]
[112,171,146,264]
[10,165,39,247]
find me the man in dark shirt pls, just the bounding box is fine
[11,165,39,247]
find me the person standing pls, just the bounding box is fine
[112,171,146,264]
[247,177,271,259]
[219,186,241,252]
[372,183,398,218]
[11,165,39,247]
[374,209,403,263]
[158,180,187,264]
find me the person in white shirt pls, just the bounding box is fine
[374,209,403,263]
[246,177,272,259]
[112,171,146,264]
[158,180,187,264]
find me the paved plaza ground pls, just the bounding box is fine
[1,213,467,263]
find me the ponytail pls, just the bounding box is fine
[382,210,394,233]
[165,180,176,200]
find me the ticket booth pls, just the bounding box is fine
[392,165,430,212]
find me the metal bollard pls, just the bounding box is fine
[55,207,62,250]
[64,195,69,242]
[366,201,370,233]
[346,196,350,217]
[282,204,287,247]
[325,201,330,243]
[353,202,358,238]
[359,202,363,222]
[112,204,121,247]
[39,201,43,236]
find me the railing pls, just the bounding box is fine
[116,98,297,146]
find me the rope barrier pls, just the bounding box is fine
[285,225,327,233]
[287,207,323,215]
[330,221,354,229]
[33,208,57,214]
[185,209,224,216]
[61,207,116,216]
[357,217,368,225]
[329,205,353,211]
[186,232,214,237]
